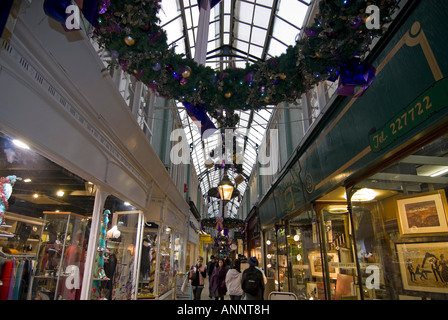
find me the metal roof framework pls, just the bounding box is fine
[159,0,313,217]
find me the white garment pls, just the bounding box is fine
[225,269,243,296]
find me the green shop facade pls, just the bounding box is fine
[255,0,448,300]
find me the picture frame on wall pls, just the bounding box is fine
[309,251,339,279]
[396,242,448,294]
[396,191,448,236]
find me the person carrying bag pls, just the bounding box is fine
[189,256,206,300]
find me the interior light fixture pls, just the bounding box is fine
[430,168,448,177]
[33,193,39,199]
[12,139,30,150]
[24,178,32,183]
[56,190,64,197]
[218,172,234,201]
[348,188,377,201]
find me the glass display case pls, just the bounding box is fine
[158,225,173,296]
[91,210,144,300]
[28,211,89,300]
[137,224,158,299]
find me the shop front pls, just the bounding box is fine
[0,0,190,300]
[257,0,448,300]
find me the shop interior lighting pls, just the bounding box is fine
[56,190,64,197]
[12,139,30,150]
[430,167,448,177]
[23,178,32,183]
[344,188,377,201]
[33,193,39,198]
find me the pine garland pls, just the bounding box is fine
[93,0,399,120]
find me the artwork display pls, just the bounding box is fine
[396,191,448,236]
[396,242,448,294]
[309,251,339,279]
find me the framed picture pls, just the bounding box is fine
[309,251,339,279]
[396,191,448,236]
[396,242,448,294]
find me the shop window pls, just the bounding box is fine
[352,132,448,300]
[318,203,357,300]
[90,200,144,300]
[264,228,277,287]
[158,225,173,296]
[138,222,158,299]
[0,132,96,300]
[286,207,323,300]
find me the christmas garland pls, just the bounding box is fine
[201,217,244,230]
[44,0,399,123]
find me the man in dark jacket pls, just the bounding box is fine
[206,255,216,298]
[241,257,265,300]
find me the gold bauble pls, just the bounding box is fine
[124,35,135,46]
[225,92,232,98]
[182,66,192,78]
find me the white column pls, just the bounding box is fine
[194,0,211,65]
[80,187,108,300]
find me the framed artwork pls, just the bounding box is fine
[396,191,448,236]
[396,242,448,294]
[309,251,339,279]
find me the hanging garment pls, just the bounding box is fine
[0,260,14,300]
[13,260,24,300]
[7,260,17,300]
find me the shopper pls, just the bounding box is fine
[210,258,227,300]
[225,259,243,300]
[206,255,216,298]
[189,256,207,300]
[241,257,265,300]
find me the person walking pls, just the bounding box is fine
[206,255,216,298]
[189,256,207,300]
[241,257,265,300]
[225,259,243,300]
[210,258,227,300]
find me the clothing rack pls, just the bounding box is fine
[0,248,36,259]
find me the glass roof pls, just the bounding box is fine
[160,0,313,217]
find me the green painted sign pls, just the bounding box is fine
[369,77,448,153]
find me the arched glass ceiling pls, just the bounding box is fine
[160,0,313,217]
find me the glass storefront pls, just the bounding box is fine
[351,131,448,300]
[262,130,448,300]
[91,207,144,300]
[0,132,96,300]
[286,207,323,300]
[0,132,152,300]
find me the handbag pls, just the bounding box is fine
[188,269,197,282]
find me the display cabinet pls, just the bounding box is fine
[0,212,44,256]
[91,210,143,300]
[28,211,89,300]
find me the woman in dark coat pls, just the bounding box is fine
[210,258,227,300]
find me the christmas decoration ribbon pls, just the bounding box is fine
[216,216,224,232]
[182,101,217,138]
[197,0,222,10]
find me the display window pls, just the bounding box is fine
[91,204,144,300]
[138,222,158,299]
[350,131,448,300]
[286,206,323,300]
[0,132,96,300]
[158,225,173,296]
[264,228,278,285]
[316,202,356,300]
